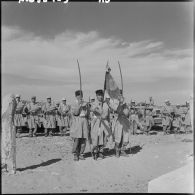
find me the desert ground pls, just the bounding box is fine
[2,130,193,193]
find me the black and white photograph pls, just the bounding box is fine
[1,0,194,193]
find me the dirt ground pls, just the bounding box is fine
[2,131,194,193]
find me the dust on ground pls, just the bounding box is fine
[2,131,193,193]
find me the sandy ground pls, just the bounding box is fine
[2,131,193,193]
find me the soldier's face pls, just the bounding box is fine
[97,95,103,102]
[47,98,51,103]
[76,95,83,102]
[16,97,20,102]
[31,98,36,103]
[62,100,66,104]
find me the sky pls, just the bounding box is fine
[1,1,193,105]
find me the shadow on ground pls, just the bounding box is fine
[84,144,143,159]
[17,158,61,172]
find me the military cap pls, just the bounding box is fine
[46,96,51,99]
[31,96,36,99]
[164,99,169,103]
[15,94,21,98]
[75,90,83,96]
[62,98,66,101]
[186,101,189,103]
[95,89,104,96]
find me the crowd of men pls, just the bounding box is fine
[13,91,192,161]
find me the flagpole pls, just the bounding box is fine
[77,59,82,94]
[118,61,123,96]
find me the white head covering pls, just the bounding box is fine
[15,94,20,98]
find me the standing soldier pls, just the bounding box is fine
[113,94,130,157]
[184,101,191,133]
[24,96,41,137]
[149,97,154,106]
[143,107,154,135]
[42,97,57,137]
[162,100,174,135]
[172,104,182,133]
[90,89,111,160]
[129,107,138,135]
[14,94,25,138]
[58,98,70,136]
[70,90,89,161]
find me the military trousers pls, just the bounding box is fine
[72,138,86,156]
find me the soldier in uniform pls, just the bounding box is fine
[129,107,138,135]
[162,100,174,135]
[58,98,70,136]
[90,89,111,160]
[172,104,182,133]
[113,93,130,157]
[14,94,25,138]
[183,101,191,133]
[24,96,41,137]
[70,90,89,161]
[143,107,154,135]
[42,97,57,137]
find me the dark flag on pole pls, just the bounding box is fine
[104,65,121,100]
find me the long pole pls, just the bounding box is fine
[77,59,93,157]
[77,59,82,93]
[118,61,123,95]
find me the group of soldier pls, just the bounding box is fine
[13,91,192,161]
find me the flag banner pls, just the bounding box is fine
[104,71,121,100]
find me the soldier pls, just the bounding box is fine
[70,90,89,161]
[172,104,181,133]
[149,97,154,106]
[14,94,25,138]
[24,96,41,137]
[143,107,154,135]
[90,89,111,160]
[58,98,70,136]
[42,97,57,137]
[183,101,191,133]
[129,107,138,135]
[162,100,174,135]
[113,94,130,157]
[55,102,61,134]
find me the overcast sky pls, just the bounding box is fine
[2,1,193,105]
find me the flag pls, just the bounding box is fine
[104,71,121,100]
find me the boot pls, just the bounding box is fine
[29,129,33,137]
[120,146,129,157]
[79,154,85,160]
[94,153,98,160]
[73,153,79,161]
[98,152,104,159]
[44,128,48,137]
[115,143,120,158]
[48,129,53,137]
